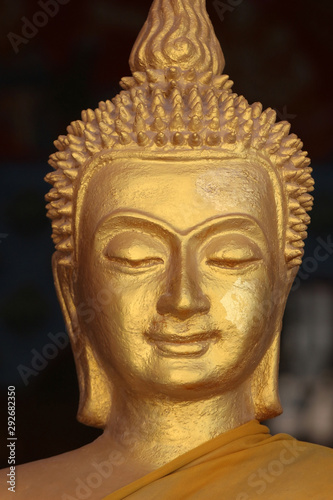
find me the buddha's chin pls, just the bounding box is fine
[103,334,256,400]
[130,359,246,401]
[143,377,237,402]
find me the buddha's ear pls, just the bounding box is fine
[52,252,111,428]
[251,327,282,420]
[251,263,299,420]
[51,252,78,343]
[286,264,299,289]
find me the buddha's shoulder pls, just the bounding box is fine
[0,436,128,500]
[270,433,333,462]
[0,446,87,500]
[265,434,333,485]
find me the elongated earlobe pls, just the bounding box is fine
[52,252,111,428]
[251,329,282,420]
[76,342,111,428]
[250,267,299,421]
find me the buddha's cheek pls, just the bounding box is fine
[78,269,164,367]
[215,275,274,381]
[105,273,163,333]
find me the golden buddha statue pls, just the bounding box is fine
[1,0,332,498]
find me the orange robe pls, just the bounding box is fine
[102,420,333,499]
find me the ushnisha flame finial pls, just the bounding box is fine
[129,0,225,75]
[45,0,313,272]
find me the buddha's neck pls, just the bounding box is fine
[103,381,255,469]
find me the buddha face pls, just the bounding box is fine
[74,157,286,400]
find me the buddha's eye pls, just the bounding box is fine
[205,242,262,270]
[206,255,261,269]
[104,235,165,272]
[107,255,164,269]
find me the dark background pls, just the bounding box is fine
[0,0,333,468]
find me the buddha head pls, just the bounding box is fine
[45,0,314,429]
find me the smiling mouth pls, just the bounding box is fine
[145,330,219,358]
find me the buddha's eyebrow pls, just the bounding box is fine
[97,210,266,241]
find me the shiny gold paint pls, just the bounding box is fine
[14,0,314,496]
[54,155,294,459]
[0,0,320,498]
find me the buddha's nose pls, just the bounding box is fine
[156,256,210,320]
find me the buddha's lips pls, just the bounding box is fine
[144,329,220,344]
[144,330,219,357]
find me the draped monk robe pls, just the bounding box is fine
[102,420,333,500]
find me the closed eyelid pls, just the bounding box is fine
[103,235,166,272]
[207,249,261,261]
[107,256,164,268]
[96,215,268,263]
[105,250,165,262]
[201,233,264,261]
[103,229,169,263]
